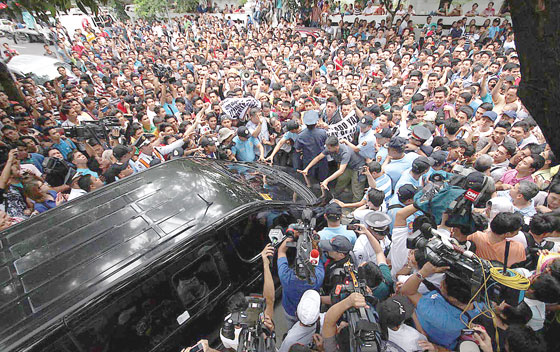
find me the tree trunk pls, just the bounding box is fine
[509,0,560,157]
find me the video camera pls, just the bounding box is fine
[153,63,176,83]
[221,296,275,352]
[64,117,122,142]
[331,261,382,352]
[285,208,321,284]
[43,157,76,186]
[407,223,527,306]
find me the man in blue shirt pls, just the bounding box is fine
[44,126,76,160]
[400,262,485,351]
[374,127,393,164]
[277,234,324,328]
[231,126,265,162]
[318,203,357,245]
[392,156,432,201]
[387,184,418,233]
[342,115,377,162]
[384,137,419,191]
[294,110,328,181]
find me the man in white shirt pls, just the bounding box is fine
[278,290,324,352]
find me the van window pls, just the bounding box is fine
[227,209,298,262]
[69,245,226,352]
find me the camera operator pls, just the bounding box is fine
[220,244,276,350]
[510,213,559,271]
[467,211,526,266]
[278,236,325,327]
[318,235,354,301]
[278,290,323,352]
[317,203,356,244]
[352,211,392,265]
[321,292,369,352]
[400,261,485,350]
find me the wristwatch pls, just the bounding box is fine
[415,272,425,281]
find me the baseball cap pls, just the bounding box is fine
[303,110,320,125]
[430,150,447,165]
[297,290,321,325]
[325,203,342,216]
[319,235,353,253]
[377,295,414,328]
[397,184,418,202]
[412,156,434,173]
[218,127,235,144]
[199,136,216,148]
[237,126,250,138]
[358,115,374,129]
[374,128,393,139]
[112,144,131,159]
[502,110,517,120]
[366,105,381,117]
[134,134,155,149]
[482,111,498,122]
[388,136,407,151]
[411,125,432,142]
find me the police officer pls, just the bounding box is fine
[353,211,393,266]
[342,115,377,162]
[294,110,328,182]
[406,125,433,157]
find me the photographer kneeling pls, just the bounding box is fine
[400,261,485,350]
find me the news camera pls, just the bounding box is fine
[153,63,176,83]
[220,296,275,352]
[330,261,382,352]
[407,223,529,306]
[63,117,122,142]
[42,157,76,186]
[286,208,321,284]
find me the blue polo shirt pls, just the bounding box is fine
[416,290,484,350]
[52,139,77,160]
[385,152,419,190]
[277,256,324,317]
[318,226,357,245]
[231,136,260,162]
[392,168,421,199]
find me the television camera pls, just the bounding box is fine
[220,296,275,352]
[268,208,321,284]
[407,223,530,306]
[63,117,122,144]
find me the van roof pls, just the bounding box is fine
[0,158,313,351]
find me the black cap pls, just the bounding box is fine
[397,184,419,201]
[430,150,447,165]
[378,295,414,327]
[388,136,407,151]
[200,136,215,148]
[112,144,131,159]
[237,126,250,138]
[325,203,342,216]
[319,236,353,253]
[358,115,374,129]
[412,156,434,173]
[366,105,381,117]
[134,134,155,149]
[374,128,393,139]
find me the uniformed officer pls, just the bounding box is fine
[352,211,393,266]
[406,125,433,157]
[342,115,377,162]
[294,110,328,182]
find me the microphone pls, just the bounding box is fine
[309,249,320,266]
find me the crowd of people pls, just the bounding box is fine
[0,6,559,352]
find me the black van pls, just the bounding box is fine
[0,158,317,352]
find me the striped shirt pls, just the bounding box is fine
[373,173,392,201]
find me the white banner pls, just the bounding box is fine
[326,112,359,141]
[220,98,261,120]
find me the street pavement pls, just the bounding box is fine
[0,35,53,56]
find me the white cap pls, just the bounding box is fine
[487,196,515,220]
[297,290,321,325]
[353,209,374,224]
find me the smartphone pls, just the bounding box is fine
[347,224,358,231]
[189,342,204,352]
